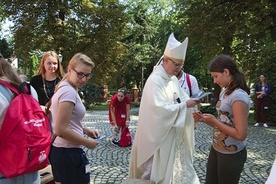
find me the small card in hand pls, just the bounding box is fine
[191,90,212,99]
[96,134,106,142]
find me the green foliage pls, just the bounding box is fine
[177,0,276,106]
[78,83,105,110]
[255,41,276,124]
[29,54,39,78]
[0,0,127,86]
[132,102,140,107]
[201,104,216,115]
[90,102,109,111]
[0,38,13,58]
[120,0,170,90]
[1,0,276,120]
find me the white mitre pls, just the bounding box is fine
[164,33,188,62]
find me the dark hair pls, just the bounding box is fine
[118,87,128,96]
[259,74,267,83]
[209,54,250,95]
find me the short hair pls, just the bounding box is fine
[118,87,128,96]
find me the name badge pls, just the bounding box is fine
[85,164,90,174]
[121,114,126,118]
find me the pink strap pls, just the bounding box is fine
[186,74,192,96]
[0,80,19,95]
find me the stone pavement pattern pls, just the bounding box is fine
[82,109,276,184]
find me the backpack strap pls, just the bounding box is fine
[0,84,12,102]
[0,80,20,95]
[0,80,31,96]
[45,84,64,115]
[186,73,192,97]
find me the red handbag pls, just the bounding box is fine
[119,127,132,147]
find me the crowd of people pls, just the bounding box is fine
[0,32,274,184]
[0,52,99,184]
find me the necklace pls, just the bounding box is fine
[43,78,58,100]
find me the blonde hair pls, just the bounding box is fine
[68,53,95,70]
[56,53,94,90]
[37,51,65,78]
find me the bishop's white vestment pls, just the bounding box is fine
[129,64,199,184]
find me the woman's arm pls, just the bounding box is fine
[54,101,98,149]
[110,105,117,127]
[126,103,131,126]
[126,103,131,121]
[193,101,248,141]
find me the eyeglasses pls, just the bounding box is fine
[169,59,183,67]
[72,68,93,79]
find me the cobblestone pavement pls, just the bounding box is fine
[82,109,276,184]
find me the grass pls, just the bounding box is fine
[90,102,109,111]
[248,110,255,124]
[89,102,141,111]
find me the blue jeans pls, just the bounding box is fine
[205,146,247,184]
[0,172,40,184]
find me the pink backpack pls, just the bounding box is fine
[0,80,52,178]
[119,127,132,147]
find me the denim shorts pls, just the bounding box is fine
[49,146,90,184]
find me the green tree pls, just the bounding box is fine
[121,0,177,92]
[0,38,13,58]
[177,0,276,121]
[29,54,39,78]
[0,0,127,87]
[2,0,276,120]
[0,9,13,57]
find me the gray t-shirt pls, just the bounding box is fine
[213,88,250,154]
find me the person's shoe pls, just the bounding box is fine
[263,123,268,128]
[111,138,119,145]
[254,123,259,127]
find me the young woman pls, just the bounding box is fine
[193,54,250,184]
[109,87,131,145]
[49,53,99,184]
[0,57,40,183]
[254,74,272,128]
[30,51,64,106]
